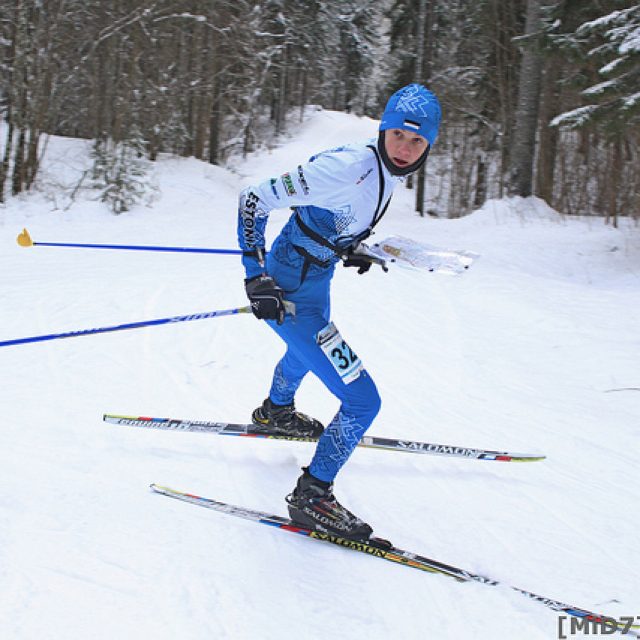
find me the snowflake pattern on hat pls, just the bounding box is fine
[395,84,434,117]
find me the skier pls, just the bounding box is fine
[237,84,441,540]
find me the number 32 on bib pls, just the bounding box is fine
[316,321,363,385]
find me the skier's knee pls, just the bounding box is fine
[342,371,381,423]
[365,383,382,422]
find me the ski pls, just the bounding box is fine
[104,414,545,462]
[150,484,638,637]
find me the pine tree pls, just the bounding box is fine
[91,127,157,214]
[551,3,640,132]
[546,1,640,223]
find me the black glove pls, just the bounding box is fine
[343,250,373,275]
[245,274,286,324]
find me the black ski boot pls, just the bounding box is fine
[252,398,324,438]
[286,467,373,541]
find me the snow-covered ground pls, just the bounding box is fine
[1,111,639,640]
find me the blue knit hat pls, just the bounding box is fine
[379,84,442,146]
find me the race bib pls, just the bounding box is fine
[316,322,363,385]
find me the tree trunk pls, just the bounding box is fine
[474,152,487,208]
[209,72,222,166]
[11,127,26,196]
[276,44,288,136]
[192,22,205,160]
[414,0,430,213]
[535,61,560,206]
[606,137,621,228]
[414,0,427,82]
[509,0,543,197]
[0,121,15,203]
[299,63,307,123]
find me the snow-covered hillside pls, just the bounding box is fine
[1,110,639,640]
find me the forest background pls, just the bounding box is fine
[0,0,638,223]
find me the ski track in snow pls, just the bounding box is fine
[1,110,639,640]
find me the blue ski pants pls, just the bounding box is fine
[265,252,381,483]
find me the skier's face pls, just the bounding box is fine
[384,129,429,169]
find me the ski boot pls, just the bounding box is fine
[286,467,373,541]
[252,398,324,438]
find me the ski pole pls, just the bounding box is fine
[16,228,244,256]
[0,306,250,349]
[0,302,296,349]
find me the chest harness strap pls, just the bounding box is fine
[290,144,392,289]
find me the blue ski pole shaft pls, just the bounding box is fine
[0,306,251,349]
[17,228,244,255]
[35,242,242,255]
